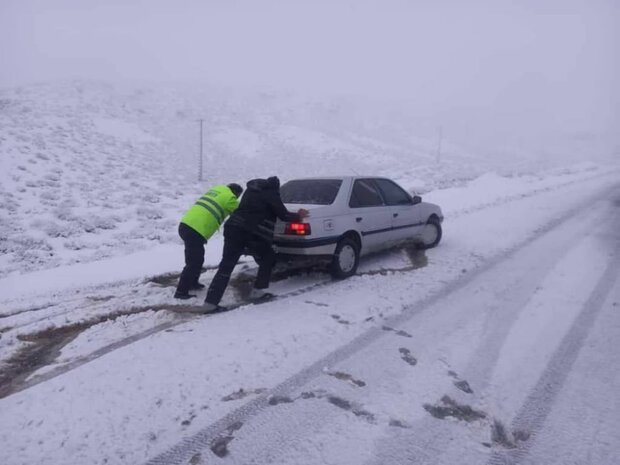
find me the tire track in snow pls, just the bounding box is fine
[1,178,615,394]
[3,259,426,398]
[447,170,618,220]
[3,278,332,397]
[487,231,620,464]
[362,200,618,465]
[142,184,620,465]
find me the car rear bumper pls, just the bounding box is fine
[273,235,339,256]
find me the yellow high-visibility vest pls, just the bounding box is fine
[181,185,239,239]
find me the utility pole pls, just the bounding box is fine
[436,125,443,164]
[197,119,204,182]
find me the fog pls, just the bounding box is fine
[1,0,618,157]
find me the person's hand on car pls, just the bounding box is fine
[297,208,310,219]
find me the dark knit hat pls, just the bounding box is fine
[227,183,243,197]
[267,176,280,189]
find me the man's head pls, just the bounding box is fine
[227,183,244,198]
[266,176,280,190]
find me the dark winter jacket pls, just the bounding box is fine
[224,177,301,242]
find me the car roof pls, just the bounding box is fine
[284,176,382,181]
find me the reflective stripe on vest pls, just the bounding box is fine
[194,201,223,224]
[199,195,226,221]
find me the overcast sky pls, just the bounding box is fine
[1,0,618,149]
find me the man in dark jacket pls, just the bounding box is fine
[203,176,308,312]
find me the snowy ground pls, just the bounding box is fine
[1,81,619,465]
[1,164,618,465]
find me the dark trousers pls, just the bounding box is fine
[205,225,276,305]
[176,223,206,294]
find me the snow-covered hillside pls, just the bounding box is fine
[0,81,614,278]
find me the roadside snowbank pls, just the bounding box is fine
[1,163,614,303]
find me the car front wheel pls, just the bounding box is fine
[330,237,360,279]
[419,217,442,249]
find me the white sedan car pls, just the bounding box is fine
[273,176,443,278]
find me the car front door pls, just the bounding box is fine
[348,178,393,253]
[373,178,424,244]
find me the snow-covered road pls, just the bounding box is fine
[1,170,618,465]
[143,179,620,465]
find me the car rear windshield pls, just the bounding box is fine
[280,179,342,205]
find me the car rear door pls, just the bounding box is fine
[348,178,393,253]
[373,178,424,244]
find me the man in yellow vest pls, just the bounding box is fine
[174,183,244,299]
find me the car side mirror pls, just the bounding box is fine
[412,195,422,205]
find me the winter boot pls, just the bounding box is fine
[203,302,227,313]
[174,292,197,300]
[249,288,275,300]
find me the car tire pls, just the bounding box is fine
[419,217,442,249]
[330,237,360,279]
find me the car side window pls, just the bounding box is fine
[349,179,384,208]
[373,179,412,206]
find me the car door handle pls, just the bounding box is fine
[356,217,363,222]
[393,213,399,218]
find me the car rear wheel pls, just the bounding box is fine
[330,237,360,279]
[419,217,442,249]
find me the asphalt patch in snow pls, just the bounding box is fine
[0,325,81,398]
[398,347,418,366]
[85,294,115,302]
[331,314,351,325]
[221,388,267,402]
[210,435,234,458]
[423,395,486,422]
[181,413,197,427]
[0,325,13,334]
[326,370,367,387]
[382,326,413,338]
[304,300,329,307]
[389,419,412,429]
[490,419,530,449]
[0,306,164,398]
[147,272,182,288]
[327,395,376,423]
[268,395,295,405]
[447,370,474,394]
[209,421,244,458]
[265,389,377,424]
[454,379,473,394]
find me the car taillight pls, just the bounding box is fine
[284,222,311,236]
